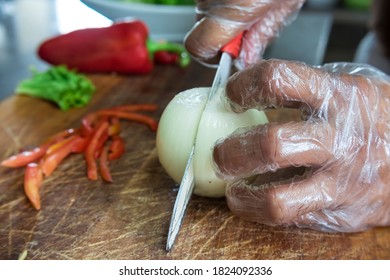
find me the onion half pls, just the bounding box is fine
[156,87,268,197]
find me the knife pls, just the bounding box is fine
[166,33,244,251]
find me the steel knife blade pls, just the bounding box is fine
[166,34,243,251]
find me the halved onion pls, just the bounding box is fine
[156,87,268,197]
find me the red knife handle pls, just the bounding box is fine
[220,32,244,59]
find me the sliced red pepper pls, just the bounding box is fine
[108,117,121,136]
[71,137,88,153]
[1,128,78,168]
[40,135,82,177]
[108,135,125,161]
[85,121,109,180]
[104,104,158,112]
[81,113,98,136]
[45,134,78,155]
[24,163,43,210]
[99,146,113,183]
[45,128,77,143]
[1,147,46,168]
[2,103,159,210]
[97,110,158,131]
[94,130,109,159]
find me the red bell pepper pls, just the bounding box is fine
[37,20,190,74]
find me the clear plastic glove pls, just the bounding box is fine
[184,0,305,69]
[213,59,390,232]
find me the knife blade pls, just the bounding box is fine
[166,34,243,251]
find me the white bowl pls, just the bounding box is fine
[81,0,196,41]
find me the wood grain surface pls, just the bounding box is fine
[0,62,389,260]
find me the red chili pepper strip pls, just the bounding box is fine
[97,111,158,131]
[1,147,46,168]
[1,128,78,168]
[108,135,125,161]
[81,119,93,136]
[40,135,81,177]
[45,135,78,155]
[71,137,88,153]
[81,113,97,136]
[45,128,77,144]
[104,104,158,112]
[1,103,159,210]
[94,130,109,159]
[108,117,121,136]
[85,121,109,180]
[99,146,113,183]
[24,163,43,210]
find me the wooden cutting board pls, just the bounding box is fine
[0,62,389,260]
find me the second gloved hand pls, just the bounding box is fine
[213,59,390,232]
[184,0,306,69]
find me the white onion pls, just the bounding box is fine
[156,87,268,197]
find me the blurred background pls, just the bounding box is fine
[0,0,373,101]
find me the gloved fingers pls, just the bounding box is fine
[293,209,359,232]
[196,0,271,22]
[225,59,336,112]
[225,170,337,225]
[235,0,306,69]
[185,0,272,64]
[184,16,246,65]
[213,121,334,180]
[185,0,305,65]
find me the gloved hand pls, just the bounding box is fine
[213,59,390,232]
[184,0,305,69]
